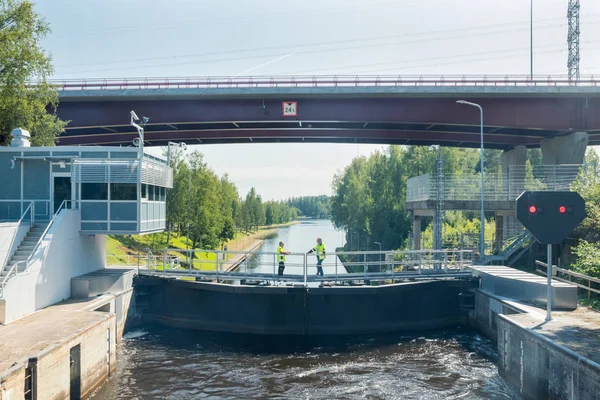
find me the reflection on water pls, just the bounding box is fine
[91,326,519,400]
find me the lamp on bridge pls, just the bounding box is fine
[456,100,485,262]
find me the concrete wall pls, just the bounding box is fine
[498,314,600,400]
[469,290,522,341]
[1,210,106,323]
[0,314,116,400]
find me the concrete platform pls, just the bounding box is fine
[0,296,113,372]
[506,307,600,366]
[71,267,135,298]
[471,266,578,310]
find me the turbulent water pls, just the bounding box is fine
[90,326,519,399]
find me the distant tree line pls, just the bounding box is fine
[287,196,330,219]
[166,151,298,249]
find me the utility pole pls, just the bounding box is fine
[567,0,580,81]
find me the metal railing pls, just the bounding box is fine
[46,74,600,91]
[535,260,600,299]
[407,165,587,203]
[0,200,74,298]
[138,248,474,285]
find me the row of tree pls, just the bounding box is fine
[330,146,545,251]
[287,196,330,219]
[166,151,299,249]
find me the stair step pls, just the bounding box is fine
[14,250,32,256]
[27,232,44,237]
[9,255,28,262]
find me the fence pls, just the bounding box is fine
[406,164,588,203]
[535,260,600,299]
[135,248,474,285]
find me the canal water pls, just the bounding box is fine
[90,219,519,399]
[245,219,347,276]
[91,327,518,399]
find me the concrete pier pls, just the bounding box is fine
[0,297,117,400]
[469,265,600,400]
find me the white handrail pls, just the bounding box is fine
[0,200,72,298]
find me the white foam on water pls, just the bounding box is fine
[123,329,149,340]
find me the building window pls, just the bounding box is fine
[141,184,147,200]
[110,183,137,201]
[160,187,166,201]
[81,183,108,200]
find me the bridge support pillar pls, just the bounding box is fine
[413,215,421,251]
[541,132,588,165]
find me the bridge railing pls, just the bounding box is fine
[46,74,600,91]
[139,248,474,284]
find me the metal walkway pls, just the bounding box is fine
[137,249,474,285]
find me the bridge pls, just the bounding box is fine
[53,75,600,149]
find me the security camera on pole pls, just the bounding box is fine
[130,110,149,153]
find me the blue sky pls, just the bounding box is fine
[35,0,600,200]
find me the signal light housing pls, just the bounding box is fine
[516,191,586,245]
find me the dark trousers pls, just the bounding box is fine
[316,259,324,276]
[278,262,285,276]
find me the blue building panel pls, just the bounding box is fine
[81,202,108,221]
[0,154,21,200]
[110,202,137,221]
[109,222,138,231]
[23,160,50,200]
[81,222,108,231]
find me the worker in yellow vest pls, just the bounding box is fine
[307,237,326,276]
[276,241,291,276]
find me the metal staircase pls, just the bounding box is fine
[481,230,534,265]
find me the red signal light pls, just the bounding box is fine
[529,205,537,214]
[559,205,567,214]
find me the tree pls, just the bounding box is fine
[0,0,66,145]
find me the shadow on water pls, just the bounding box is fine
[139,324,498,359]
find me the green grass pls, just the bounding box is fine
[105,224,284,268]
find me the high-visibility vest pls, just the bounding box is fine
[277,246,286,262]
[313,243,326,260]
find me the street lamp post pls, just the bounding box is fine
[457,100,485,261]
[373,241,382,271]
